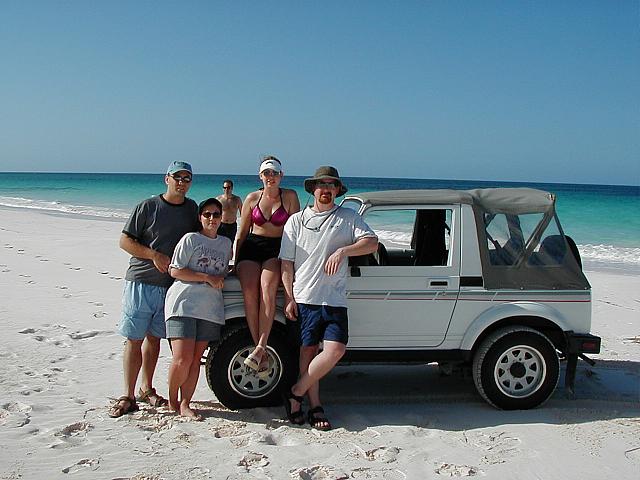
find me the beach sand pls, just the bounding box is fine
[0,207,638,479]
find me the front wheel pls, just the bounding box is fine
[205,324,298,409]
[472,326,559,410]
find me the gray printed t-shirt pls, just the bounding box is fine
[123,195,199,287]
[279,205,377,307]
[164,232,232,323]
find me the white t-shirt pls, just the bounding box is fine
[279,205,376,307]
[165,232,232,323]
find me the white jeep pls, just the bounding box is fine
[205,188,600,410]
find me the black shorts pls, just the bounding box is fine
[218,222,237,241]
[237,233,282,264]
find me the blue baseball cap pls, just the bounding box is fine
[167,161,192,175]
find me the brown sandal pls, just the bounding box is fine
[108,395,139,418]
[137,387,168,407]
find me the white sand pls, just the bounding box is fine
[0,207,638,479]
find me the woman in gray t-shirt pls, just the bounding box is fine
[165,198,231,420]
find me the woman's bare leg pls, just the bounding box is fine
[178,340,208,419]
[237,260,261,345]
[167,337,195,412]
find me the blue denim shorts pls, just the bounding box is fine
[118,281,167,340]
[166,316,221,342]
[298,304,349,346]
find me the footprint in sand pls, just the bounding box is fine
[0,402,32,428]
[99,271,109,275]
[237,452,269,471]
[210,420,248,439]
[92,311,107,318]
[1,268,9,273]
[18,249,25,254]
[467,431,522,465]
[4,244,14,249]
[56,285,68,290]
[363,446,401,463]
[61,458,99,474]
[434,463,481,477]
[18,328,38,334]
[55,421,93,439]
[68,330,103,340]
[290,465,348,479]
[19,274,31,278]
[351,468,407,479]
[69,266,82,271]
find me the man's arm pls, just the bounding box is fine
[119,233,170,273]
[281,259,298,320]
[324,236,378,276]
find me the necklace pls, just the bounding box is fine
[301,205,340,232]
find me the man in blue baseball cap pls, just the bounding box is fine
[109,161,199,418]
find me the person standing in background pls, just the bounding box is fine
[216,179,243,244]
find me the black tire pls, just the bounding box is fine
[472,326,559,410]
[205,323,298,409]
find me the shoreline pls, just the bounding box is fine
[2,205,639,276]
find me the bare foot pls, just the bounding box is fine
[180,404,202,421]
[169,398,180,413]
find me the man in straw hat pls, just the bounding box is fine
[279,166,378,430]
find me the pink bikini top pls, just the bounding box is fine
[251,190,290,227]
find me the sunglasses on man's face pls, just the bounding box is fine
[315,181,338,189]
[171,174,192,183]
[223,185,232,189]
[201,211,222,219]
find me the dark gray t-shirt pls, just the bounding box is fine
[123,195,199,287]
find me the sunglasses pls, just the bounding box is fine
[171,174,192,183]
[315,181,339,189]
[223,185,232,189]
[201,211,222,219]
[261,169,280,177]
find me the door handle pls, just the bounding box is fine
[429,280,448,287]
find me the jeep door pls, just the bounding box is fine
[347,205,461,348]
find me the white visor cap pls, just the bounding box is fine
[259,158,282,174]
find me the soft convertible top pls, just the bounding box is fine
[345,188,555,215]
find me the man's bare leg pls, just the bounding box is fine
[140,335,161,393]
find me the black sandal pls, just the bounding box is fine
[282,389,305,425]
[307,406,332,431]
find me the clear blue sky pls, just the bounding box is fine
[1,1,638,185]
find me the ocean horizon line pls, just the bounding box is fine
[1,171,639,189]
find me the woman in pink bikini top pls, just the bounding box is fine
[250,189,290,227]
[235,156,300,377]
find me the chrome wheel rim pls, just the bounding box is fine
[228,346,282,398]
[494,345,546,398]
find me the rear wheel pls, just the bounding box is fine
[205,324,298,409]
[473,326,559,410]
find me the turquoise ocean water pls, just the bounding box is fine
[0,172,638,270]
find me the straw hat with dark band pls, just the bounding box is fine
[304,166,348,196]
